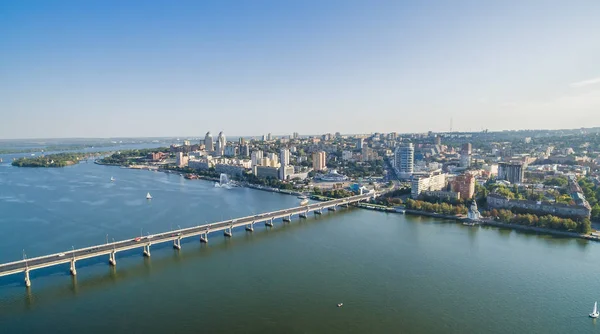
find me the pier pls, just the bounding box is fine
[0,192,374,287]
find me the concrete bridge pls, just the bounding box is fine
[0,192,375,287]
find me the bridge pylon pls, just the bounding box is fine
[173,237,181,250]
[143,244,151,257]
[224,225,232,237]
[265,218,274,227]
[245,221,254,232]
[314,209,322,215]
[24,270,31,287]
[200,231,208,243]
[109,251,117,266]
[70,259,77,276]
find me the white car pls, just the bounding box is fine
[57,253,65,257]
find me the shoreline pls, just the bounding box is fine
[95,161,599,242]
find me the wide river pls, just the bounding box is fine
[0,156,599,333]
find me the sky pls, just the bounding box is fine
[1,0,600,139]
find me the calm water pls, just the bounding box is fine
[0,157,599,333]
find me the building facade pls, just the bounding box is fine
[312,151,327,171]
[395,143,415,178]
[204,132,214,153]
[498,162,525,184]
[411,171,447,198]
[451,173,475,200]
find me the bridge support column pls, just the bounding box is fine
[283,215,291,222]
[314,209,322,215]
[245,221,254,232]
[224,226,232,237]
[265,218,274,227]
[173,237,181,250]
[70,259,77,276]
[143,244,151,257]
[24,270,31,287]
[299,211,307,219]
[328,205,337,211]
[200,232,208,243]
[109,251,116,266]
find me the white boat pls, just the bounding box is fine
[110,176,115,182]
[337,303,343,307]
[300,199,309,206]
[146,192,152,200]
[590,301,599,318]
[298,195,308,200]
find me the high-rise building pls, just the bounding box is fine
[498,162,525,184]
[394,143,414,177]
[361,146,371,162]
[267,152,278,165]
[312,151,327,171]
[452,173,476,200]
[292,132,299,140]
[238,137,246,145]
[251,150,264,167]
[204,132,214,153]
[241,145,250,157]
[224,145,237,157]
[435,136,441,146]
[266,133,272,141]
[460,142,472,168]
[356,138,364,149]
[279,148,290,166]
[215,131,226,156]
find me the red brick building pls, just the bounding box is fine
[452,173,475,200]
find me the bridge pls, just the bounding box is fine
[0,192,375,287]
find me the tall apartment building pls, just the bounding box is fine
[394,143,414,178]
[251,150,264,167]
[452,173,475,200]
[498,162,525,184]
[312,151,327,171]
[204,132,214,153]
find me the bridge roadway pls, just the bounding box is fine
[0,192,374,286]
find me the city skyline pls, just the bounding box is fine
[1,0,600,139]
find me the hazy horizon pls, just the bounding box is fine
[2,0,600,139]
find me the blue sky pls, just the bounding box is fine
[1,0,599,139]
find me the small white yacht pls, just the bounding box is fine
[146,192,152,200]
[590,302,599,318]
[110,176,115,182]
[337,303,343,307]
[300,199,309,206]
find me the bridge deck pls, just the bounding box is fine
[0,193,373,279]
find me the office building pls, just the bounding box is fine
[460,142,472,167]
[312,151,327,171]
[356,138,364,149]
[394,143,414,178]
[204,132,214,153]
[498,162,525,184]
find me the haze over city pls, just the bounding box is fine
[1,1,599,139]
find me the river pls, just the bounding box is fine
[0,157,598,333]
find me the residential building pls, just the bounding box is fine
[279,165,295,180]
[312,151,327,171]
[215,131,226,156]
[342,150,353,161]
[362,146,372,162]
[452,173,475,200]
[280,148,290,166]
[411,171,447,198]
[395,143,414,178]
[487,194,591,219]
[251,150,263,167]
[176,152,189,168]
[224,145,237,157]
[204,132,214,153]
[356,138,364,149]
[498,162,525,184]
[460,142,472,168]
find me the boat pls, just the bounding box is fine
[146,192,152,200]
[297,195,308,200]
[337,303,343,307]
[463,221,477,226]
[590,302,599,318]
[110,176,115,182]
[300,199,309,206]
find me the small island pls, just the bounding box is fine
[11,152,97,167]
